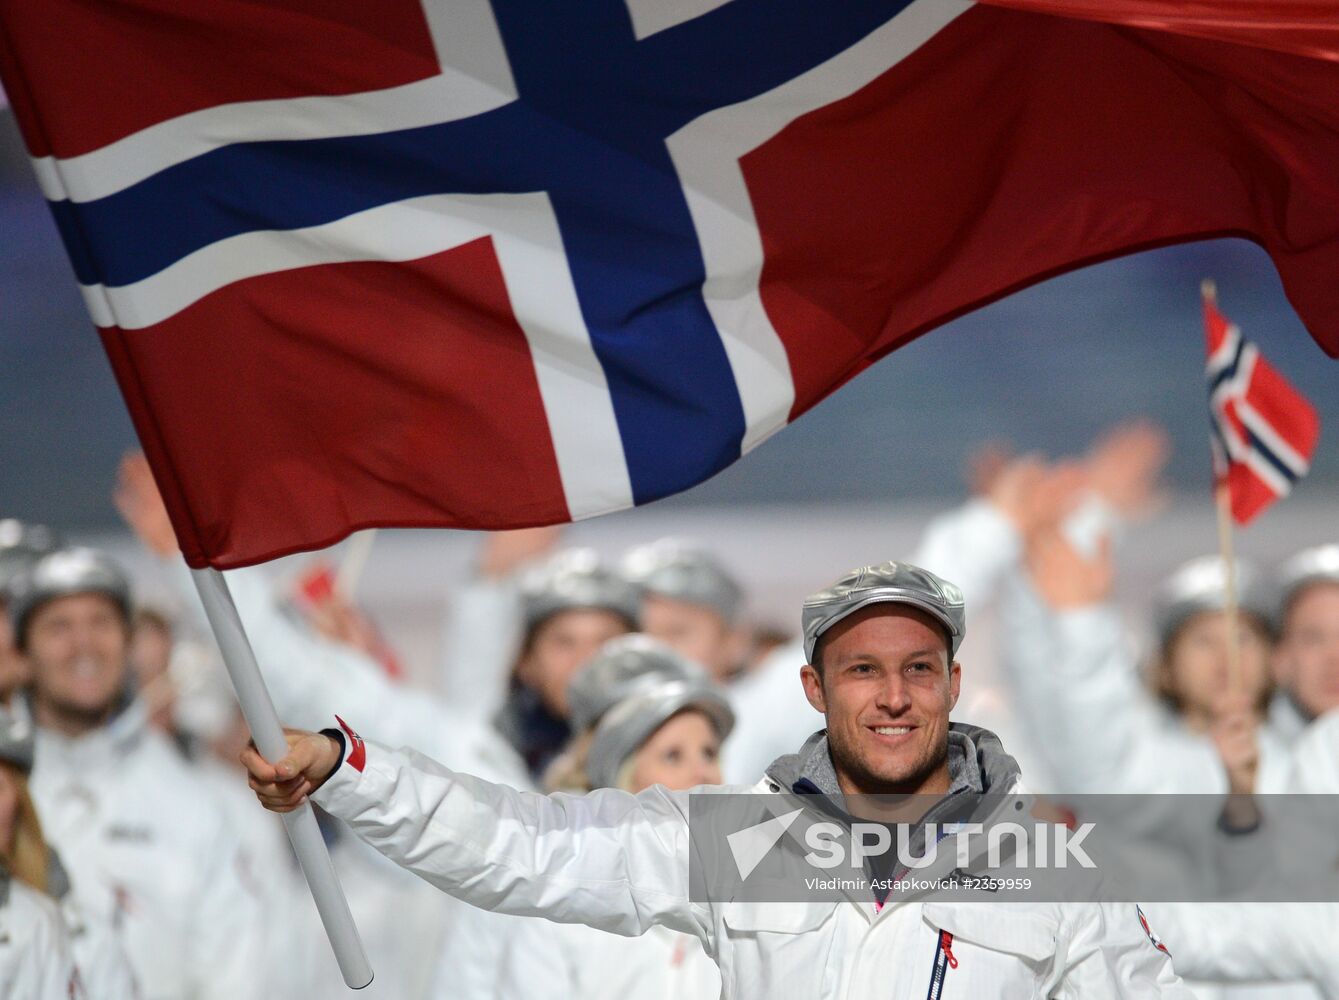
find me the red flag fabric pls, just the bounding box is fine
[1205,297,1321,524]
[1,1,1338,568]
[979,0,1339,62]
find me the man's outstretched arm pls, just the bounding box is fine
[242,725,714,944]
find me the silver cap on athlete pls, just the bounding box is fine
[1153,555,1272,648]
[1275,545,1339,621]
[0,519,60,600]
[567,634,707,733]
[621,538,744,623]
[802,560,966,663]
[0,710,35,776]
[582,640,734,790]
[7,547,133,648]
[519,548,640,632]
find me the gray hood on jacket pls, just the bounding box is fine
[764,723,1025,894]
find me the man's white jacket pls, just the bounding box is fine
[311,720,1193,1000]
[0,877,81,1000]
[1287,710,1339,795]
[29,702,265,1000]
[49,854,140,1000]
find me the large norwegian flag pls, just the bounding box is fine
[1,1,1338,569]
[1205,296,1320,525]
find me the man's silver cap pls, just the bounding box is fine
[0,519,60,599]
[621,538,744,623]
[567,634,704,733]
[519,548,640,632]
[7,547,133,647]
[802,560,965,663]
[1153,555,1273,648]
[580,637,735,790]
[1276,545,1339,621]
[0,710,35,776]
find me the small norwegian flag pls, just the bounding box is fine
[1204,289,1320,525]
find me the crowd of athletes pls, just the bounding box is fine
[1,421,1337,999]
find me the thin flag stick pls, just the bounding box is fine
[335,529,378,600]
[1203,278,1242,693]
[1214,482,1243,693]
[190,566,374,990]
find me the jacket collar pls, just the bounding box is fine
[33,691,149,772]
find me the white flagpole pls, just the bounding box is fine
[190,566,374,990]
[1203,278,1242,693]
[1214,482,1243,693]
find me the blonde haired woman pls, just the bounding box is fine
[0,713,139,999]
[497,635,734,1000]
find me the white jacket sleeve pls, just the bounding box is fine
[1049,904,1197,998]
[436,576,523,721]
[186,563,531,788]
[1143,902,1337,997]
[910,498,1021,611]
[310,729,714,946]
[999,576,1226,794]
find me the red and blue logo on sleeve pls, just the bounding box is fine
[335,716,366,773]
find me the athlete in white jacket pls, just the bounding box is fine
[245,560,1192,999]
[1001,541,1290,795]
[0,709,140,1000]
[618,538,802,788]
[435,526,564,722]
[1287,708,1339,794]
[1000,531,1331,1000]
[10,547,265,1000]
[1271,546,1339,740]
[1205,545,1339,1000]
[496,635,732,1000]
[1133,710,1339,1000]
[0,873,81,1000]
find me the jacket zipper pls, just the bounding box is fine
[925,929,956,1000]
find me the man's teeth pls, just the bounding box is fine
[873,726,911,736]
[71,659,101,679]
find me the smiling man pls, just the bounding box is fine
[245,560,1194,999]
[11,547,265,1000]
[797,565,966,800]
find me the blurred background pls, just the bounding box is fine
[2,93,1335,673]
